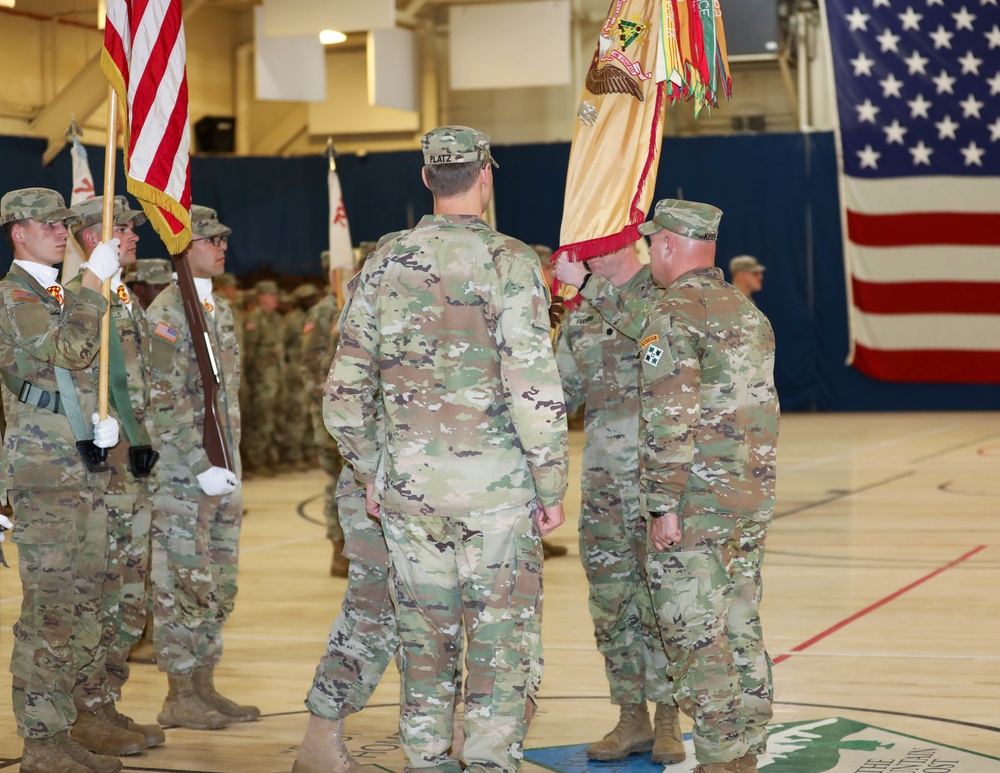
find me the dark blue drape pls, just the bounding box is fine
[1,132,995,410]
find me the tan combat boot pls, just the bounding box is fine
[292,714,366,773]
[158,672,230,730]
[586,703,654,760]
[70,708,145,756]
[739,752,759,772]
[692,761,741,773]
[193,665,261,722]
[20,736,92,773]
[330,539,350,578]
[103,701,166,748]
[652,702,686,763]
[56,730,125,773]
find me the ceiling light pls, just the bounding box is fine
[319,29,347,45]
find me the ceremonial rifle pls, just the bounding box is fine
[173,254,233,471]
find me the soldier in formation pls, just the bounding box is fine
[146,205,259,731]
[65,196,165,757]
[557,199,779,773]
[242,279,284,475]
[283,282,320,470]
[728,255,765,304]
[325,126,568,773]
[125,258,173,310]
[0,187,123,773]
[554,240,685,763]
[300,251,349,576]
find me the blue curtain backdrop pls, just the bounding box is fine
[0,132,996,411]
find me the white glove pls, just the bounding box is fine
[197,466,239,497]
[92,413,120,449]
[0,513,12,543]
[83,238,121,281]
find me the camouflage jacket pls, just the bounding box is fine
[589,267,779,521]
[556,267,661,496]
[65,273,154,494]
[300,293,338,408]
[243,307,284,386]
[0,264,108,493]
[147,286,242,497]
[283,308,306,386]
[325,214,569,516]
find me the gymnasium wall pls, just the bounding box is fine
[1,132,996,412]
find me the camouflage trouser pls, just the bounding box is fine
[305,480,395,720]
[311,403,343,542]
[246,377,281,467]
[579,491,673,706]
[646,512,772,765]
[73,490,153,709]
[9,488,107,738]
[382,503,543,773]
[283,374,311,465]
[150,488,244,673]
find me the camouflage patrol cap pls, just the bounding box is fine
[190,204,232,238]
[128,258,173,285]
[255,279,279,296]
[421,126,499,168]
[729,255,765,274]
[293,283,319,301]
[70,195,147,233]
[320,250,331,272]
[638,199,722,242]
[1,187,81,227]
[214,272,238,288]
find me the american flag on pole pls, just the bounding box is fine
[102,0,192,254]
[823,0,1000,383]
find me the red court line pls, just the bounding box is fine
[773,545,987,665]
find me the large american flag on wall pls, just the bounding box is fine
[824,0,1000,383]
[102,0,192,254]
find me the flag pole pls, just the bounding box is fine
[326,137,343,310]
[98,83,118,423]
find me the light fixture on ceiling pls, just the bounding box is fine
[319,29,347,45]
[0,0,16,8]
[97,0,106,29]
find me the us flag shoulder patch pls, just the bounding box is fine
[12,291,39,303]
[303,319,316,334]
[153,321,179,343]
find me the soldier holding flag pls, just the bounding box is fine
[146,205,259,731]
[0,187,124,773]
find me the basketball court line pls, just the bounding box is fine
[772,544,987,665]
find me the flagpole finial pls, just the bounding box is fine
[326,136,337,171]
[65,114,83,141]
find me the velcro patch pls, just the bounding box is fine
[303,319,316,334]
[153,321,179,343]
[12,291,39,303]
[245,321,257,331]
[640,334,659,347]
[643,344,664,367]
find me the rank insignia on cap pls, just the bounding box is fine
[643,344,664,367]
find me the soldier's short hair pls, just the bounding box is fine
[423,161,483,199]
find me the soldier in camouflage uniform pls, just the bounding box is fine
[0,188,125,773]
[326,126,568,773]
[300,252,349,576]
[560,200,779,773]
[125,258,173,310]
[242,279,284,474]
[65,196,167,758]
[147,205,260,731]
[555,241,684,764]
[283,282,319,469]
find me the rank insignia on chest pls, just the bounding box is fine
[643,344,664,367]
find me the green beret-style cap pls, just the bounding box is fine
[638,198,722,242]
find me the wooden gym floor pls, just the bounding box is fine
[1,411,998,771]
